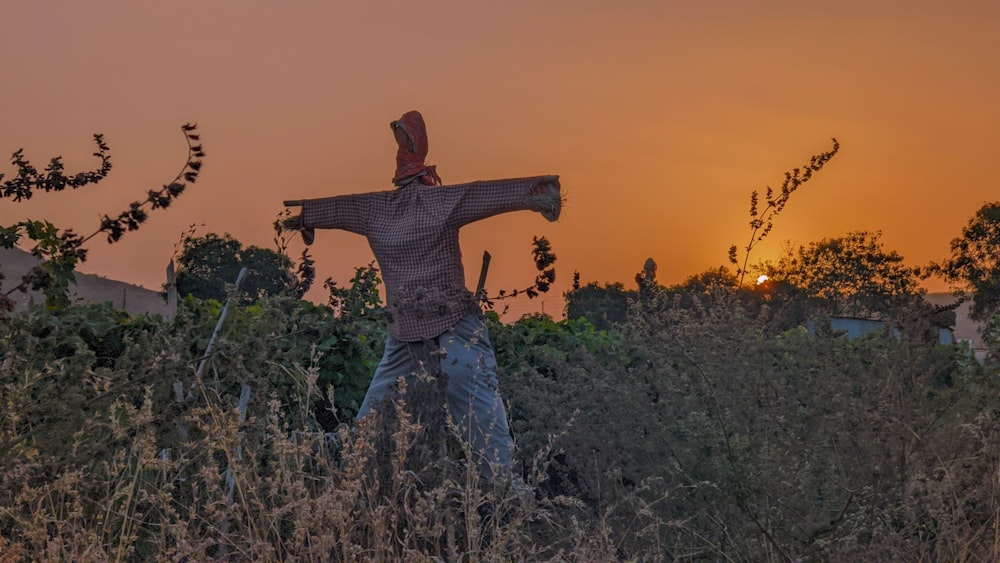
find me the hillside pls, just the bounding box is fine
[0,248,172,317]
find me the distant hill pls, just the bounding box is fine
[0,248,172,317]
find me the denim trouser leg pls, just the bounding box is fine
[355,332,416,421]
[439,314,513,476]
[354,314,514,477]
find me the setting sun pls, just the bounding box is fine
[757,275,769,285]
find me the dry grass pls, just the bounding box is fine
[0,359,656,562]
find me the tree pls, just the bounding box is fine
[671,266,740,295]
[770,230,922,317]
[174,233,300,304]
[564,281,636,330]
[932,202,1000,321]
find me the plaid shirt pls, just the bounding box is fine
[302,175,559,341]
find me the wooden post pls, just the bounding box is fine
[174,266,249,558]
[165,260,178,321]
[475,251,491,298]
[218,382,252,558]
[197,267,247,378]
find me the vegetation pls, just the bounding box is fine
[729,138,840,286]
[2,267,998,560]
[932,201,1000,321]
[3,134,1000,560]
[173,232,311,304]
[767,230,924,317]
[564,280,635,330]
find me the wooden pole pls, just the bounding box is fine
[186,266,249,558]
[475,251,491,297]
[197,267,248,378]
[165,260,178,321]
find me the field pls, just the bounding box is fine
[1,278,998,561]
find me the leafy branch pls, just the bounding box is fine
[479,236,557,311]
[83,123,204,245]
[2,124,204,310]
[324,262,383,319]
[1,134,111,202]
[728,137,839,286]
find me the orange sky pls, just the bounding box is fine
[3,1,999,318]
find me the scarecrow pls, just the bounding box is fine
[283,110,561,477]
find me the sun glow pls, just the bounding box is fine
[757,275,769,285]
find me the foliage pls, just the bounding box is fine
[667,266,741,301]
[174,232,305,305]
[1,125,203,310]
[635,294,965,559]
[565,258,665,330]
[769,230,924,318]
[563,281,636,330]
[273,209,316,298]
[729,138,840,286]
[0,261,998,559]
[1,134,111,202]
[502,291,999,560]
[932,201,1000,321]
[0,290,630,560]
[324,262,384,320]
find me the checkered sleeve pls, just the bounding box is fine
[445,175,560,227]
[301,193,372,236]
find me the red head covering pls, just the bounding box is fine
[391,110,443,186]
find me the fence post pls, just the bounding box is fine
[218,382,252,558]
[165,260,178,321]
[197,267,248,378]
[192,266,248,557]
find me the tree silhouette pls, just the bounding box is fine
[174,232,303,305]
[770,230,922,317]
[931,202,1000,321]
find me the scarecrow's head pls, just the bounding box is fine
[391,110,442,187]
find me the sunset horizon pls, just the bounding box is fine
[4,1,999,317]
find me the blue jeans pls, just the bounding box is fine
[356,314,514,476]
